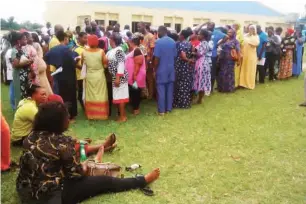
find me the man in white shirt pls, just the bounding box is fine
[121,25,130,38]
[5,48,15,110]
[82,18,90,32]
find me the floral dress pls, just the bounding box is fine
[278,36,296,79]
[12,47,31,106]
[106,46,129,104]
[193,41,211,96]
[218,39,240,92]
[173,41,193,108]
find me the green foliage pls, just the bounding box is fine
[1,16,43,31]
[1,75,306,203]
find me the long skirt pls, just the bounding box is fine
[218,58,235,92]
[1,115,10,171]
[173,63,193,108]
[234,62,241,88]
[84,72,109,120]
[193,57,211,96]
[278,50,293,79]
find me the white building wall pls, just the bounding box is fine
[44,1,290,31]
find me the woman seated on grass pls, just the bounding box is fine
[11,84,48,145]
[16,101,160,203]
[11,84,113,157]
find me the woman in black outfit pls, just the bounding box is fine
[16,102,160,204]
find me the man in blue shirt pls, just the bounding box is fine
[153,26,177,115]
[208,22,226,93]
[256,25,268,83]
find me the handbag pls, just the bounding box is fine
[86,160,122,177]
[230,48,239,61]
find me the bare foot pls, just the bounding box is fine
[116,117,127,123]
[145,168,160,184]
[70,119,76,124]
[133,109,140,115]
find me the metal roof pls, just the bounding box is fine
[89,1,283,17]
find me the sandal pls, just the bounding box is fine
[104,143,117,152]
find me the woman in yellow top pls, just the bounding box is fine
[233,23,244,88]
[11,84,48,145]
[239,25,260,90]
[82,35,109,120]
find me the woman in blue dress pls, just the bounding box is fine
[217,29,240,92]
[292,31,305,77]
[173,30,194,108]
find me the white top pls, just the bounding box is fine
[5,48,13,80]
[275,35,282,43]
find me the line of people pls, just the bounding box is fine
[5,21,305,126]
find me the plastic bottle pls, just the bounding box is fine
[125,164,141,171]
[80,143,87,162]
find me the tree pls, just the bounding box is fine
[6,16,20,30]
[0,16,43,31]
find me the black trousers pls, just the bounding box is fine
[23,176,146,204]
[211,57,218,92]
[265,52,276,80]
[77,80,84,110]
[107,81,113,116]
[257,65,265,83]
[129,85,141,111]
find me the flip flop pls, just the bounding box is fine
[140,186,154,196]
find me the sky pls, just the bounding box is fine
[1,0,305,24]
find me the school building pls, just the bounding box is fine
[44,1,292,32]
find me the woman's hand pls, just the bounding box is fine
[133,74,137,82]
[188,59,195,65]
[81,160,88,174]
[115,78,120,87]
[27,59,34,65]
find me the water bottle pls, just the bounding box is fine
[80,143,87,162]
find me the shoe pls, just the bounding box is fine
[299,102,306,107]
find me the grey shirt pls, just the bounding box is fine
[266,35,281,55]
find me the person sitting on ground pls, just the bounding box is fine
[16,101,160,203]
[11,84,115,156]
[11,84,48,145]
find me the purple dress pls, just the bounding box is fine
[193,41,211,95]
[217,39,240,92]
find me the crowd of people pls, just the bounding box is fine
[1,18,306,203]
[4,19,306,122]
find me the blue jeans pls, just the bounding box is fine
[9,81,15,110]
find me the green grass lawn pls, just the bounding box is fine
[1,75,306,203]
